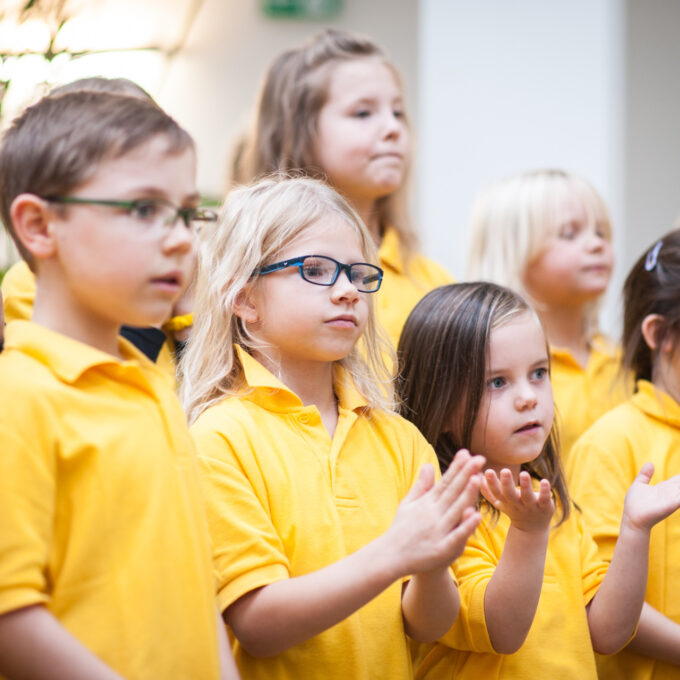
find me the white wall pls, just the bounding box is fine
[418,0,626,331]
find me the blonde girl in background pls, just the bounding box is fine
[395,281,680,680]
[467,169,629,460]
[234,28,453,348]
[180,176,484,680]
[569,228,680,679]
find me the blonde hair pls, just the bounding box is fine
[233,28,418,260]
[467,168,612,340]
[180,175,394,423]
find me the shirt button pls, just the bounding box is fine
[299,414,309,424]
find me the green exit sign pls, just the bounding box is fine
[262,0,343,19]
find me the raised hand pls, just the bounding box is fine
[481,468,555,533]
[386,450,485,575]
[623,462,680,532]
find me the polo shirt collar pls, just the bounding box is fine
[378,226,404,275]
[633,379,680,428]
[550,334,614,368]
[4,320,152,384]
[235,344,368,413]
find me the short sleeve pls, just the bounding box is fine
[192,420,290,613]
[575,510,609,605]
[569,433,637,564]
[439,522,497,653]
[0,424,54,615]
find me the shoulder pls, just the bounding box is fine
[572,398,643,448]
[2,260,35,296]
[191,396,266,460]
[405,252,454,287]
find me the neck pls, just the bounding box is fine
[32,271,122,358]
[350,197,382,244]
[252,350,339,433]
[536,305,591,367]
[652,355,680,405]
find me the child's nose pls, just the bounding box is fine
[163,219,194,254]
[382,111,403,138]
[514,384,538,410]
[331,271,360,303]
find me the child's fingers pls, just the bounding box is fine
[517,471,537,505]
[499,468,520,500]
[635,462,655,485]
[442,510,482,559]
[536,479,553,508]
[441,474,482,528]
[481,469,503,505]
[435,451,484,506]
[404,463,436,502]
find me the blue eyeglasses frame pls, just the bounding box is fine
[252,255,383,293]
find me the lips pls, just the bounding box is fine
[514,421,541,434]
[326,315,358,327]
[151,271,183,289]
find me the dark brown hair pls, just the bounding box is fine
[396,281,571,522]
[622,228,680,383]
[233,28,416,257]
[0,90,192,268]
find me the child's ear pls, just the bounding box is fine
[233,284,260,324]
[641,314,665,351]
[10,194,57,260]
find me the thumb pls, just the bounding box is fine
[404,463,436,502]
[635,461,655,485]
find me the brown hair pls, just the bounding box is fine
[49,76,154,101]
[0,90,193,268]
[234,28,417,257]
[396,281,571,522]
[622,228,680,383]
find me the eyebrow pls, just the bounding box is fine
[122,187,201,205]
[486,357,549,375]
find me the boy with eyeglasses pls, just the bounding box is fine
[0,90,238,679]
[1,76,199,377]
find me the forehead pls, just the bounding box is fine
[324,57,402,101]
[488,312,548,367]
[278,214,365,259]
[74,134,196,196]
[542,179,609,234]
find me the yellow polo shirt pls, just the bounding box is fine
[414,503,607,680]
[377,228,453,348]
[1,259,33,323]
[192,346,440,680]
[551,336,630,464]
[0,321,221,680]
[1,259,177,380]
[568,381,680,680]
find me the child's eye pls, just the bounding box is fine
[488,377,506,390]
[393,109,405,119]
[558,222,578,239]
[352,110,371,118]
[129,200,162,221]
[595,223,609,239]
[532,367,549,381]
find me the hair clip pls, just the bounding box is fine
[645,240,663,271]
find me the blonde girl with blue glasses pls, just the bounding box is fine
[180,176,484,680]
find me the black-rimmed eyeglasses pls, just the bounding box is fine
[253,255,383,293]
